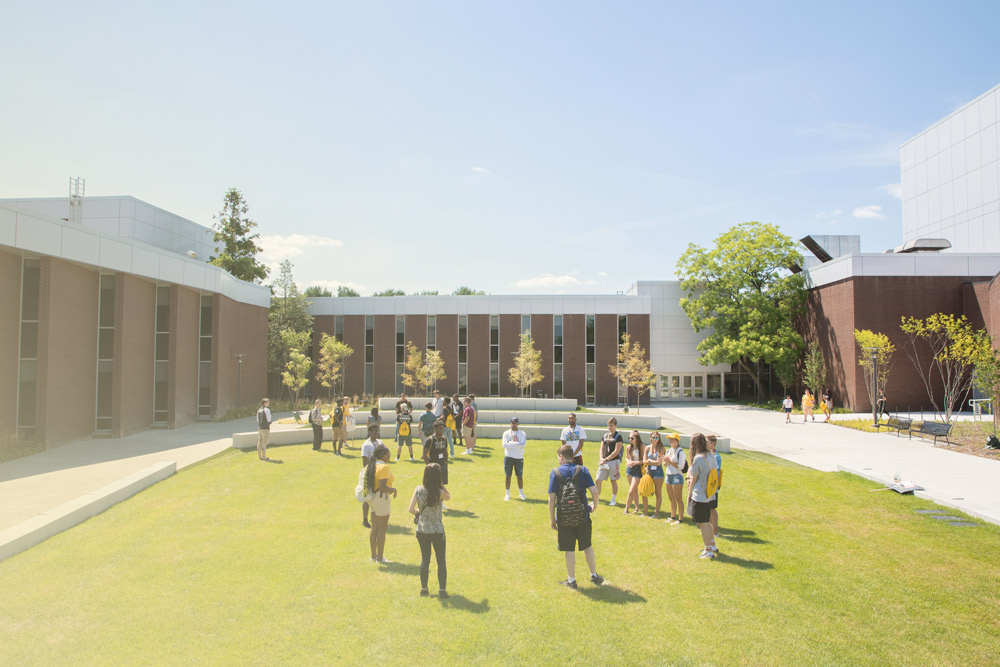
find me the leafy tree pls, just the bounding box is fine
[413,290,439,295]
[316,333,354,400]
[508,332,544,397]
[453,286,485,295]
[676,221,806,400]
[373,288,406,297]
[854,329,895,413]
[337,286,360,297]
[957,328,1000,433]
[900,313,979,422]
[400,342,423,395]
[281,343,313,413]
[401,342,446,395]
[803,344,827,397]
[609,333,656,414]
[209,188,268,283]
[304,286,332,297]
[267,261,313,394]
[772,352,800,394]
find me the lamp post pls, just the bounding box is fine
[862,346,883,427]
[236,354,245,408]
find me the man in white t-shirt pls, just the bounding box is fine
[431,390,444,418]
[559,413,588,466]
[502,418,527,501]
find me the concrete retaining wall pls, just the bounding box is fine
[474,410,660,430]
[377,397,578,412]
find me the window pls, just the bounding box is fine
[365,316,374,395]
[585,315,595,403]
[395,315,405,395]
[198,294,213,419]
[458,316,468,394]
[334,315,344,342]
[427,315,436,351]
[16,259,40,441]
[521,315,530,334]
[489,315,499,396]
[95,274,116,433]
[153,285,170,425]
[553,315,563,397]
[617,315,628,404]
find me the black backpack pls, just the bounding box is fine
[553,466,588,527]
[257,408,269,430]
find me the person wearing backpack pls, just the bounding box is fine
[442,396,455,456]
[548,444,605,589]
[331,397,347,455]
[256,398,272,461]
[664,432,686,524]
[707,434,722,540]
[360,425,382,529]
[688,433,719,559]
[396,405,415,461]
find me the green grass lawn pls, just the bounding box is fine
[1,439,999,665]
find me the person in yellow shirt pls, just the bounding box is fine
[801,390,815,423]
[365,444,396,564]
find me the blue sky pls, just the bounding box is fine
[3,1,1000,294]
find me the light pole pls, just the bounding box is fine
[862,346,883,427]
[236,354,245,407]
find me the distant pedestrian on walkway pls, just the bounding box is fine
[502,417,527,501]
[548,444,604,589]
[782,395,793,423]
[664,432,686,524]
[822,389,832,422]
[876,391,887,422]
[256,398,272,461]
[367,443,396,564]
[309,399,325,451]
[408,462,450,598]
[802,390,815,422]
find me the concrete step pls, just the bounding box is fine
[377,397,577,412]
[474,410,660,430]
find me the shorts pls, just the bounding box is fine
[596,460,620,481]
[626,466,643,479]
[783,407,791,414]
[332,424,347,439]
[504,456,524,477]
[666,473,683,485]
[648,466,664,479]
[370,492,392,517]
[692,500,712,524]
[709,493,718,510]
[557,519,592,552]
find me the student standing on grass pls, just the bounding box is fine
[462,396,477,455]
[423,421,450,509]
[395,405,415,461]
[419,402,437,441]
[367,407,382,433]
[442,396,455,456]
[309,399,325,452]
[451,394,464,450]
[408,463,450,598]
[594,417,621,506]
[361,426,381,528]
[431,390,444,418]
[367,444,396,564]
[394,393,412,441]
[502,418,527,501]
[549,444,604,589]
[664,432,685,524]
[560,413,587,466]
[802,389,815,422]
[256,398,272,461]
[782,395,793,424]
[623,431,644,515]
[332,398,347,455]
[707,435,721,540]
[644,431,667,518]
[687,433,719,559]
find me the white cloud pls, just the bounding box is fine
[878,183,902,199]
[513,274,597,288]
[471,166,490,174]
[853,204,886,220]
[813,209,842,227]
[597,271,608,277]
[260,234,344,261]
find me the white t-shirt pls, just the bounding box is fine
[666,447,686,475]
[560,425,587,454]
[502,428,527,459]
[782,398,793,410]
[361,438,381,461]
[432,397,444,418]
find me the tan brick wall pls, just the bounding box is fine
[0,250,20,440]
[169,286,200,428]
[213,295,268,418]
[36,258,98,445]
[112,274,155,437]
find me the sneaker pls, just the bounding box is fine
[409,457,415,462]
[561,579,578,589]
[590,573,605,586]
[442,505,450,511]
[504,492,510,501]
[438,590,449,599]
[699,549,716,559]
[519,491,526,500]
[379,558,392,565]
[608,500,617,507]
[709,545,720,555]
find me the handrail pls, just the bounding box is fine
[969,398,992,421]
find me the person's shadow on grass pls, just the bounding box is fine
[577,584,646,604]
[717,528,768,545]
[714,553,773,570]
[262,458,283,464]
[437,594,490,613]
[444,508,479,519]
[386,524,413,535]
[380,561,421,576]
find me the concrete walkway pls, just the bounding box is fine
[644,402,1000,526]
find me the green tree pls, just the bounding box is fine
[508,332,544,397]
[337,286,360,297]
[304,286,332,297]
[267,261,313,395]
[803,344,827,397]
[609,333,656,413]
[900,313,978,422]
[373,288,406,297]
[400,342,446,395]
[400,342,423,395]
[676,221,806,400]
[854,329,895,412]
[956,328,1000,432]
[281,343,313,413]
[315,334,354,400]
[453,286,486,295]
[209,188,268,283]
[413,290,439,295]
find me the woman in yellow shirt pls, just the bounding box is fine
[365,444,396,564]
[801,390,815,423]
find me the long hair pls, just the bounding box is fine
[365,444,390,493]
[649,431,666,454]
[628,430,643,458]
[690,432,708,457]
[422,463,442,507]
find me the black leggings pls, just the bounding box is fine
[312,423,323,450]
[416,532,446,590]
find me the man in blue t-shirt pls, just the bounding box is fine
[548,444,605,589]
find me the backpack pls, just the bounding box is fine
[398,420,410,437]
[355,467,374,503]
[706,467,720,499]
[675,448,688,474]
[553,466,588,527]
[257,408,269,430]
[445,413,455,430]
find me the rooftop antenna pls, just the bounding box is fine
[69,177,85,225]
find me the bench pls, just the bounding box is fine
[911,420,953,445]
[877,416,913,437]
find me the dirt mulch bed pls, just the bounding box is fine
[931,422,1000,461]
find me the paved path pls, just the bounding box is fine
[642,402,1000,526]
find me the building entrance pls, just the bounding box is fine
[655,374,723,400]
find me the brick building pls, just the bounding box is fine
[0,197,269,452]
